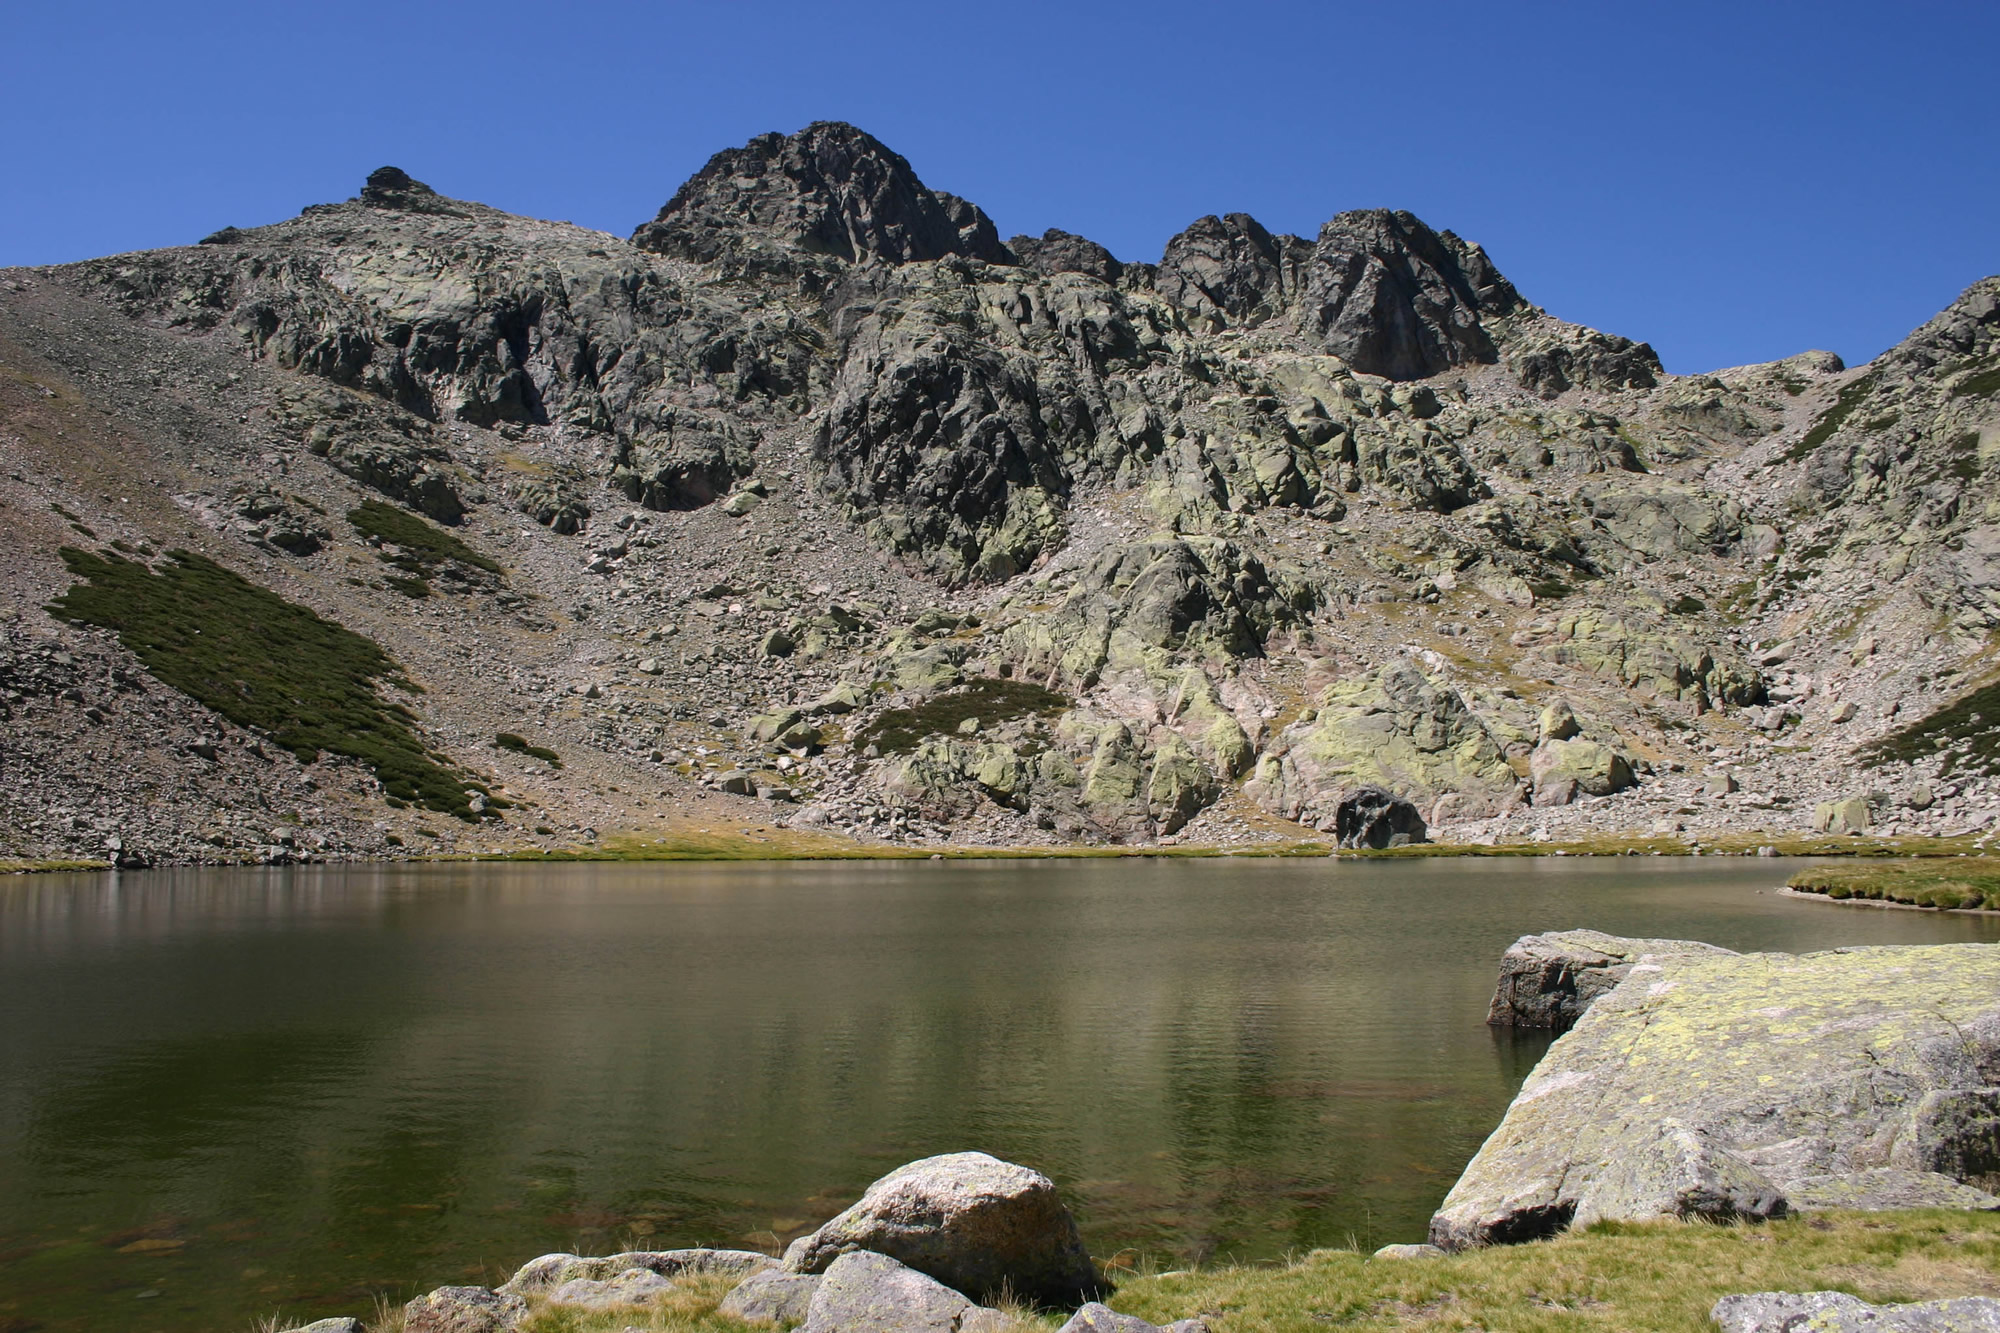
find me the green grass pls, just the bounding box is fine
[854,678,1071,755]
[318,1212,2000,1332]
[1782,375,1875,462]
[1107,1210,2000,1333]
[1862,676,2000,776]
[47,547,492,821]
[497,732,563,767]
[1790,859,2000,911]
[348,501,501,598]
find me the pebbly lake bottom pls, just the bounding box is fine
[2,857,1998,1332]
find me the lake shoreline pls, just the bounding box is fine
[5,831,1994,876]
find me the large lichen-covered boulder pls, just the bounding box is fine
[1001,539,1287,690]
[1713,1291,2000,1333]
[1528,737,1636,806]
[1514,610,1764,708]
[1430,944,2000,1250]
[1249,662,1516,826]
[784,1152,1102,1308]
[1486,930,1736,1030]
[1814,795,1872,834]
[1574,476,1747,560]
[1145,732,1216,834]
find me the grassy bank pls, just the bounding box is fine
[1108,1210,2000,1333]
[1789,859,2000,911]
[0,857,111,874]
[322,1211,2000,1333]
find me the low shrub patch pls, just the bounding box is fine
[48,547,491,820]
[854,678,1070,755]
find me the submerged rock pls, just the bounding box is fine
[1432,942,2000,1250]
[785,1151,1102,1308]
[1486,929,1735,1030]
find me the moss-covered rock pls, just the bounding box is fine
[1529,738,1637,806]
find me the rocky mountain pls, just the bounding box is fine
[2,121,1996,865]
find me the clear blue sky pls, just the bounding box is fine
[5,0,1995,374]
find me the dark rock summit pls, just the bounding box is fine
[1007,228,1124,283]
[357,166,462,215]
[1154,207,1526,380]
[633,121,1010,265]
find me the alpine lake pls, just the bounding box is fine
[3,855,1997,1332]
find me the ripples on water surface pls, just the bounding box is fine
[2,856,1997,1331]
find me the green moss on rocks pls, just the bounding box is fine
[47,547,490,820]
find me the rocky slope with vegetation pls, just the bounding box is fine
[3,122,1998,864]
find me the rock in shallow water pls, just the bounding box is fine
[1432,942,2000,1250]
[784,1150,1102,1307]
[1485,929,1736,1030]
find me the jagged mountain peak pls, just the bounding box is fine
[631,120,1009,266]
[353,165,471,217]
[1152,205,1532,381]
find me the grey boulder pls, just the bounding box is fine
[801,1250,1000,1333]
[546,1266,676,1309]
[1486,929,1736,1030]
[403,1285,527,1333]
[1057,1302,1213,1333]
[287,1321,366,1333]
[1713,1291,2000,1331]
[719,1269,823,1325]
[501,1247,774,1294]
[785,1151,1101,1307]
[1370,1243,1446,1260]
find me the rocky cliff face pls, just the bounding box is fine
[1,122,1996,863]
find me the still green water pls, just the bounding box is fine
[2,857,1996,1331]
